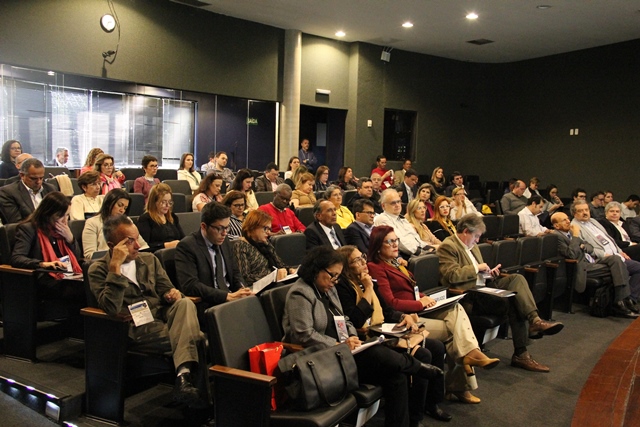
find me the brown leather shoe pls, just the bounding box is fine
[529,319,564,339]
[511,352,550,373]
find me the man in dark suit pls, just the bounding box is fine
[551,211,638,318]
[175,202,252,308]
[399,169,419,204]
[347,178,382,214]
[0,158,56,224]
[597,202,640,261]
[344,199,375,254]
[304,199,346,249]
[254,162,284,192]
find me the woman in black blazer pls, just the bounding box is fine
[137,183,185,252]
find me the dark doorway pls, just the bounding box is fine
[383,109,416,161]
[299,105,347,182]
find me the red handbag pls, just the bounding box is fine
[248,342,284,410]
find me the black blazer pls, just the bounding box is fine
[136,212,185,253]
[334,278,402,330]
[344,222,370,254]
[347,193,383,214]
[175,230,244,307]
[304,221,346,249]
[399,183,417,204]
[597,218,630,248]
[0,181,56,224]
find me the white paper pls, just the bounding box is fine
[128,300,154,327]
[352,335,385,355]
[251,269,278,294]
[421,294,466,313]
[381,323,408,334]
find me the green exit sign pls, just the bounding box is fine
[247,118,258,125]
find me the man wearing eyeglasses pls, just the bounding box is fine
[258,184,306,234]
[345,199,376,254]
[0,158,56,224]
[176,202,251,308]
[347,178,382,214]
[374,188,433,258]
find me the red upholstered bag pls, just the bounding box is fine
[248,342,284,410]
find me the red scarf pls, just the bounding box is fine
[37,229,82,279]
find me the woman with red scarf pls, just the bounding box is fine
[11,191,84,298]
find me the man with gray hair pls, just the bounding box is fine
[500,180,528,215]
[437,214,564,372]
[597,201,640,261]
[50,147,69,167]
[374,188,433,257]
[5,153,33,184]
[347,177,382,214]
[258,183,306,234]
[304,199,346,249]
[0,158,56,224]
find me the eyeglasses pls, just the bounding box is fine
[350,254,367,265]
[10,146,21,151]
[159,200,174,207]
[231,203,246,208]
[262,226,271,233]
[387,200,402,206]
[147,165,159,169]
[323,268,341,283]
[383,238,400,246]
[208,224,230,234]
[361,210,375,216]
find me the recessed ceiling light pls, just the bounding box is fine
[335,31,345,37]
[466,12,478,20]
[402,21,414,28]
[536,5,552,10]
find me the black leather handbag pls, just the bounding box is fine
[276,343,358,411]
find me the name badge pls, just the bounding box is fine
[333,315,349,343]
[128,300,154,327]
[282,225,292,234]
[59,255,73,273]
[414,285,420,301]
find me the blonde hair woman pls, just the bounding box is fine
[136,183,185,252]
[450,187,481,221]
[405,199,441,248]
[291,172,316,208]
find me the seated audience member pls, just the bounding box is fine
[207,151,235,185]
[598,202,640,261]
[571,188,587,205]
[70,170,104,220]
[282,246,443,427]
[304,199,346,249]
[438,214,564,372]
[523,177,540,199]
[258,184,305,234]
[231,168,258,211]
[444,171,464,197]
[522,177,560,220]
[51,147,69,167]
[406,199,442,249]
[545,184,564,213]
[177,152,201,194]
[175,202,251,308]
[518,196,553,237]
[427,196,457,242]
[314,165,330,192]
[200,151,216,173]
[430,166,445,195]
[500,179,527,215]
[366,228,500,404]
[83,189,147,258]
[604,190,613,204]
[192,173,224,212]
[589,191,606,221]
[221,190,247,240]
[344,199,376,254]
[393,159,413,186]
[370,172,384,196]
[0,158,56,224]
[335,166,359,191]
[137,183,185,252]
[326,185,355,229]
[11,191,84,298]
[285,165,307,192]
[347,178,382,214]
[399,169,419,204]
[621,195,640,220]
[94,153,125,195]
[298,138,317,173]
[450,187,482,220]
[283,156,300,182]
[80,148,104,175]
[624,217,640,244]
[571,201,640,302]
[551,212,639,318]
[133,155,160,203]
[291,172,317,208]
[254,162,283,192]
[374,189,433,257]
[88,215,206,404]
[5,153,34,185]
[417,183,437,218]
[233,209,294,286]
[0,139,22,178]
[371,155,394,190]
[336,245,453,420]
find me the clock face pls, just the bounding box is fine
[100,14,116,33]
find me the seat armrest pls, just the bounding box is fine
[447,288,465,296]
[187,296,202,303]
[566,259,578,264]
[283,343,304,353]
[80,307,133,322]
[0,264,35,276]
[544,261,559,268]
[524,266,539,273]
[210,365,277,386]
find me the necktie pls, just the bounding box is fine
[330,228,341,248]
[212,245,226,289]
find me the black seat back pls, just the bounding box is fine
[128,193,146,216]
[295,206,315,226]
[270,233,307,266]
[482,215,501,241]
[500,215,520,238]
[172,193,186,213]
[492,240,519,270]
[408,254,440,292]
[259,283,294,340]
[163,179,192,196]
[254,191,274,206]
[69,219,86,257]
[0,224,18,264]
[175,212,202,235]
[155,247,177,288]
[477,242,493,266]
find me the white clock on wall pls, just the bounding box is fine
[100,14,116,33]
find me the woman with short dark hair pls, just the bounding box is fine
[314,165,330,192]
[221,190,247,240]
[94,153,126,195]
[0,139,22,178]
[133,155,160,203]
[70,170,104,220]
[231,168,258,211]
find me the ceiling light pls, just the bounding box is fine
[466,12,478,20]
[335,31,345,37]
[402,22,414,28]
[536,5,552,10]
